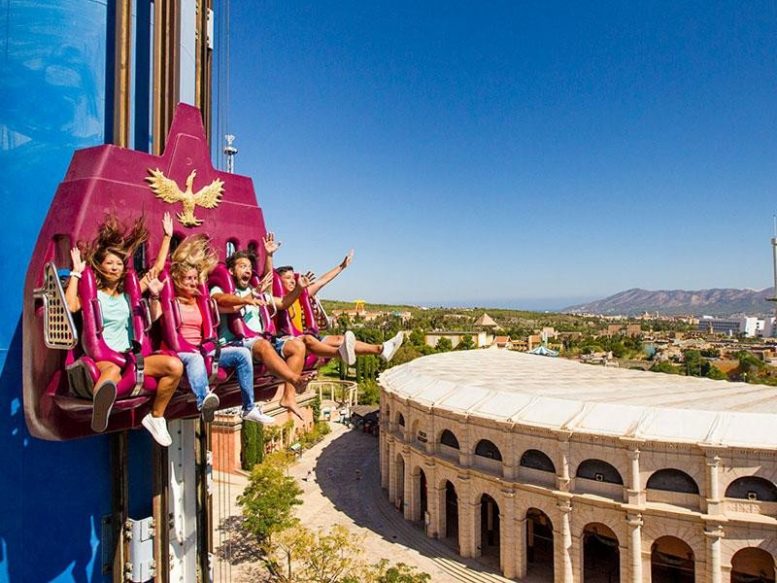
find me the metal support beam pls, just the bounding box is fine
[111,432,129,583]
[153,0,181,154]
[112,0,132,147]
[152,439,170,583]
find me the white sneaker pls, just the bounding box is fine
[338,330,357,366]
[201,391,220,423]
[381,331,405,362]
[141,414,172,447]
[242,406,275,425]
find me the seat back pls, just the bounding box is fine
[77,266,152,367]
[273,271,318,337]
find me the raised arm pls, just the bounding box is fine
[65,247,85,313]
[143,212,174,292]
[146,274,166,321]
[307,250,353,297]
[261,232,281,278]
[271,272,315,310]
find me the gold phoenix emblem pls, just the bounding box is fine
[146,168,224,227]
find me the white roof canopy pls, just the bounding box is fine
[379,350,777,449]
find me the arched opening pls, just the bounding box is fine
[651,536,694,583]
[583,523,620,582]
[479,494,500,562]
[725,477,777,502]
[445,480,459,545]
[418,469,428,520]
[475,439,503,461]
[731,548,775,583]
[520,449,556,473]
[576,459,623,484]
[647,469,700,494]
[440,429,460,449]
[394,455,405,512]
[526,508,554,580]
[397,413,405,427]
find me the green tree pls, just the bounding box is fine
[706,365,727,380]
[650,361,680,375]
[435,337,453,352]
[241,421,265,470]
[238,452,303,543]
[359,379,381,405]
[456,335,475,351]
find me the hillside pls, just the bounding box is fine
[563,287,776,317]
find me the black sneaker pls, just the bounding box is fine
[201,391,220,423]
[91,380,117,432]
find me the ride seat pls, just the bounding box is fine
[66,266,159,401]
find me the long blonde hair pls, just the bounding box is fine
[170,235,218,294]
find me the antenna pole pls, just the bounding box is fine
[224,134,237,174]
[770,216,777,337]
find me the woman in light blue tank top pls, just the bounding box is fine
[65,213,184,447]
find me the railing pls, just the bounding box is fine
[309,379,358,407]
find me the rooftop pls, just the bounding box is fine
[379,350,777,449]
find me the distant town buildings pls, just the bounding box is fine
[698,316,775,338]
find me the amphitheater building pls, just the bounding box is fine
[378,350,777,583]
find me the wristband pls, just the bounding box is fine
[70,271,82,279]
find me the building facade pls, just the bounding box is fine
[379,351,777,582]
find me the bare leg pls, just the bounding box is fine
[319,335,381,356]
[279,339,306,421]
[251,337,303,385]
[145,355,184,417]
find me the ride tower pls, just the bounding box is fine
[0,1,249,581]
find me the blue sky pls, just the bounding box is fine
[224,1,777,309]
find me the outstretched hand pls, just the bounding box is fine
[70,247,86,274]
[258,271,273,293]
[162,212,174,237]
[298,271,316,289]
[147,275,166,297]
[264,232,282,256]
[340,249,354,270]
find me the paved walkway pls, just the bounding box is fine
[213,422,526,582]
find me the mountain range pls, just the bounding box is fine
[563,287,777,317]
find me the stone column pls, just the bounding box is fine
[387,439,397,504]
[515,515,528,579]
[403,457,414,521]
[500,490,516,579]
[705,525,724,583]
[627,447,644,506]
[626,513,643,583]
[557,438,571,492]
[426,481,443,538]
[380,434,389,490]
[705,454,722,514]
[555,501,574,583]
[458,500,479,558]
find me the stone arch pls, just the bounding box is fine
[730,547,775,583]
[439,428,460,449]
[393,452,406,512]
[396,411,406,427]
[643,520,706,565]
[647,468,700,494]
[576,459,624,484]
[520,448,556,473]
[476,492,501,562]
[474,439,503,461]
[444,479,459,543]
[525,507,555,580]
[651,536,696,583]
[725,476,777,502]
[410,464,428,523]
[582,522,620,583]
